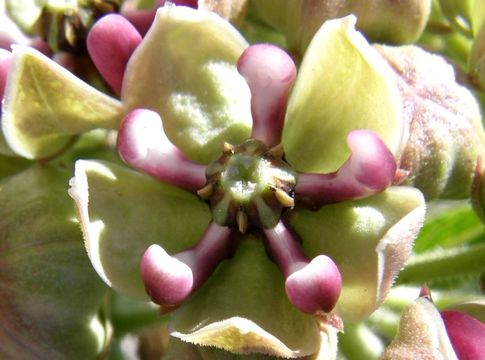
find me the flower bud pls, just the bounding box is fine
[441,310,485,358]
[199,0,248,25]
[381,296,457,359]
[250,0,432,57]
[374,45,485,205]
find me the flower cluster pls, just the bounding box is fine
[1,1,485,359]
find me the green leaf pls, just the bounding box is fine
[282,16,403,173]
[398,243,485,285]
[413,203,484,253]
[122,6,252,164]
[2,46,123,159]
[290,186,426,322]
[0,165,108,359]
[68,160,211,299]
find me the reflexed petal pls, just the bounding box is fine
[295,130,396,206]
[282,15,403,173]
[68,160,211,299]
[0,48,14,156]
[0,165,108,359]
[2,46,123,159]
[290,186,425,321]
[237,44,296,147]
[0,48,10,101]
[122,5,252,164]
[381,297,457,359]
[170,239,323,358]
[117,109,206,191]
[262,221,342,314]
[87,14,142,95]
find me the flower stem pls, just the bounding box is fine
[397,243,485,284]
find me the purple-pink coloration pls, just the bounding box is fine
[295,129,397,207]
[441,310,485,360]
[141,222,235,310]
[141,244,194,308]
[117,109,206,192]
[174,222,236,288]
[0,48,11,104]
[237,44,296,147]
[87,14,142,95]
[119,40,396,316]
[263,221,342,313]
[285,256,342,314]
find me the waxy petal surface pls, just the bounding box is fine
[68,160,211,299]
[0,165,108,359]
[170,239,323,358]
[122,6,252,164]
[282,16,403,173]
[291,187,425,321]
[2,46,123,159]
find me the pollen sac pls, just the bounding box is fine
[35,0,121,54]
[202,139,297,231]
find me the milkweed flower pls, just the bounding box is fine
[67,7,425,358]
[4,3,485,358]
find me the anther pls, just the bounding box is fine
[197,184,214,200]
[236,209,249,234]
[266,143,284,159]
[273,187,295,207]
[223,142,235,154]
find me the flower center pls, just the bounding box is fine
[199,139,297,232]
[36,0,121,54]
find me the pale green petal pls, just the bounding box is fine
[290,187,426,322]
[282,15,403,173]
[0,165,108,359]
[4,0,43,34]
[2,46,123,159]
[68,160,211,299]
[122,6,252,164]
[171,239,323,358]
